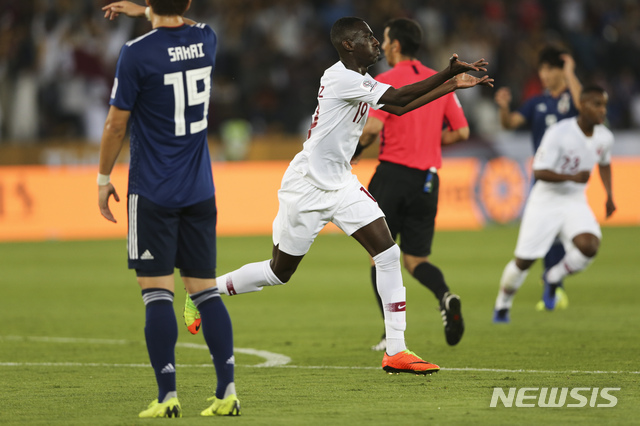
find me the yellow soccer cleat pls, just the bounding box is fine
[382,350,440,375]
[139,397,182,418]
[183,293,201,335]
[201,394,241,416]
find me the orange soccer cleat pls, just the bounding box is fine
[382,350,440,375]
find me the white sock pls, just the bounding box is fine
[217,260,283,295]
[494,260,529,310]
[373,245,407,356]
[223,382,236,399]
[546,247,594,283]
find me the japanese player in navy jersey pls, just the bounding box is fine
[494,45,583,312]
[97,0,239,418]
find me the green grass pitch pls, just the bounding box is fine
[0,226,638,425]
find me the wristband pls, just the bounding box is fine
[97,173,111,186]
[144,6,151,21]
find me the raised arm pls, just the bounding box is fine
[102,1,197,25]
[598,164,616,218]
[378,54,489,108]
[561,54,583,111]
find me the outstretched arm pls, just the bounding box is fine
[598,164,616,218]
[381,72,493,116]
[102,1,197,25]
[378,54,490,108]
[533,169,590,183]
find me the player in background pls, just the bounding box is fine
[98,0,239,417]
[494,46,583,312]
[352,18,466,351]
[194,17,492,375]
[493,86,615,323]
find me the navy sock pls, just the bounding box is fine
[544,243,566,289]
[194,292,235,399]
[142,289,177,403]
[412,262,449,302]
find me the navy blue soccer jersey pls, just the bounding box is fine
[110,23,217,208]
[518,89,579,153]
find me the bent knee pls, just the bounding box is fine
[574,234,600,258]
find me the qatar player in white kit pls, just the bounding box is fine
[494,86,616,323]
[211,17,492,374]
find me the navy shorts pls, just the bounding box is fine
[368,161,439,257]
[127,194,217,278]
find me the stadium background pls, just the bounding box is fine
[0,0,639,241]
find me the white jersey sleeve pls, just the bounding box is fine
[327,67,390,108]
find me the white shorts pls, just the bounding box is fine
[272,168,385,256]
[514,186,601,259]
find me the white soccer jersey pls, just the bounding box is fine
[514,117,614,258]
[289,61,392,190]
[532,117,614,197]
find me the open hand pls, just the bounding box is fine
[448,53,489,75]
[494,87,512,108]
[454,73,494,89]
[102,1,146,20]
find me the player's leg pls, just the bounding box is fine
[350,217,439,374]
[494,193,560,322]
[335,179,438,374]
[129,194,182,418]
[176,196,240,416]
[216,168,320,296]
[544,201,602,301]
[546,233,600,284]
[366,163,403,351]
[539,239,568,310]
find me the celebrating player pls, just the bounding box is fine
[493,86,615,322]
[353,18,466,350]
[98,0,239,418]
[186,17,492,375]
[494,46,583,311]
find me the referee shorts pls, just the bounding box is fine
[368,161,439,257]
[127,194,217,278]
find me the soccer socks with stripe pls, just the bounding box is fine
[546,247,594,284]
[190,288,236,400]
[141,289,177,403]
[217,260,283,295]
[412,262,449,302]
[494,260,529,310]
[373,245,407,356]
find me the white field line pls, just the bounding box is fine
[1,335,638,375]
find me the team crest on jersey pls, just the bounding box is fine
[536,103,547,112]
[361,79,378,92]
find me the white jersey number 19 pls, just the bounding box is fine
[164,66,212,136]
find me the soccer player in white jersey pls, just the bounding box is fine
[189,17,492,374]
[493,85,615,323]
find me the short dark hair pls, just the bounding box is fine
[385,18,422,57]
[330,17,365,50]
[580,84,606,99]
[538,45,568,69]
[149,0,190,17]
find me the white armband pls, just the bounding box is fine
[97,173,111,186]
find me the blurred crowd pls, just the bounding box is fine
[1,0,640,144]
